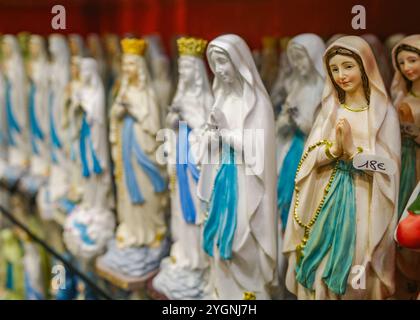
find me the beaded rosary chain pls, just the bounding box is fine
[292,139,340,264]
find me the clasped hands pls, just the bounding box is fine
[204,108,229,143]
[330,118,358,160]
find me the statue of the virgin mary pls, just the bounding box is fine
[63,58,115,260]
[102,38,169,278]
[197,34,278,300]
[390,35,420,216]
[153,37,213,299]
[36,34,72,220]
[283,36,401,299]
[276,33,325,231]
[390,35,420,299]
[274,33,325,300]
[1,35,29,186]
[0,66,10,210]
[19,35,51,196]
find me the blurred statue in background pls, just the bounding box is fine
[87,33,107,82]
[145,34,173,126]
[103,38,169,278]
[68,33,86,58]
[0,63,10,210]
[270,36,293,116]
[103,33,122,105]
[63,58,115,261]
[37,34,72,220]
[0,35,29,187]
[391,35,420,217]
[153,37,213,300]
[19,35,50,196]
[260,36,279,93]
[276,33,325,231]
[275,33,325,300]
[391,35,420,299]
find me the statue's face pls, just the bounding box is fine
[29,40,41,59]
[397,50,420,82]
[80,66,90,83]
[2,41,12,59]
[178,57,195,86]
[69,39,80,56]
[88,38,98,56]
[210,50,236,84]
[288,43,312,77]
[71,60,80,80]
[329,54,362,94]
[122,54,139,82]
[49,40,58,56]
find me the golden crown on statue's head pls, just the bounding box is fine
[177,37,208,58]
[121,38,147,55]
[262,36,278,50]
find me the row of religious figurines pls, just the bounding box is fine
[0,31,419,300]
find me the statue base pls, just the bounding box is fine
[100,238,170,280]
[95,256,158,291]
[151,257,211,300]
[63,206,115,260]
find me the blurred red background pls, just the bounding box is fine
[0,0,419,52]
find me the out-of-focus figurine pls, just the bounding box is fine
[391,35,420,216]
[276,33,325,231]
[0,229,24,300]
[19,35,50,196]
[145,34,173,126]
[87,33,107,81]
[37,34,72,220]
[260,36,279,93]
[63,58,115,261]
[270,36,293,116]
[102,38,169,279]
[1,35,29,187]
[68,34,86,58]
[153,37,213,300]
[103,33,122,104]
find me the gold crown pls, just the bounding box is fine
[279,37,291,51]
[121,38,147,55]
[262,36,277,50]
[177,37,207,57]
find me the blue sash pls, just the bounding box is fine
[28,81,44,155]
[24,271,44,300]
[49,90,62,163]
[5,79,21,146]
[176,122,200,224]
[203,145,238,260]
[277,129,305,230]
[79,113,103,178]
[122,115,166,204]
[296,160,359,295]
